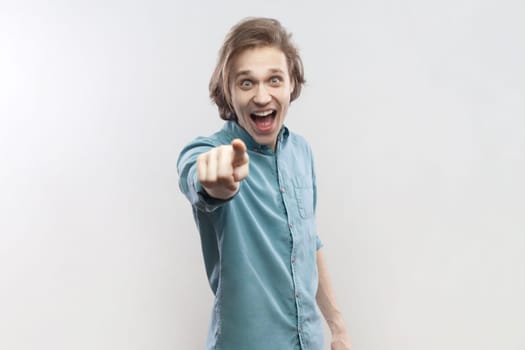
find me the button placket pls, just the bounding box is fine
[276,153,305,348]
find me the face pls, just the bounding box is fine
[229,46,295,150]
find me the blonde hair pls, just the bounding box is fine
[209,17,305,120]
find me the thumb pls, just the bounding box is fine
[231,138,248,165]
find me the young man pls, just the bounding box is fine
[178,17,351,350]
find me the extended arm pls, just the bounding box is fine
[316,249,352,350]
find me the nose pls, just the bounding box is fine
[253,84,271,105]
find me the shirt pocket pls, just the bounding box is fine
[293,178,315,219]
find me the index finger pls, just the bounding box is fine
[231,138,248,165]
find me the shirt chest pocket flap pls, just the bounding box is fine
[292,177,315,219]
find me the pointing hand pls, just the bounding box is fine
[197,139,250,200]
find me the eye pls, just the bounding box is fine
[270,76,282,85]
[240,79,253,88]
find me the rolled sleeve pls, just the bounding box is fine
[177,138,232,213]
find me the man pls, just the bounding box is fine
[178,17,351,350]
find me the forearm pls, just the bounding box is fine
[316,249,346,332]
[316,249,351,349]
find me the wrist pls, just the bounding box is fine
[200,182,239,201]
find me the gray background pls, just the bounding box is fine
[1,0,524,349]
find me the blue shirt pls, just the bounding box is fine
[178,121,324,350]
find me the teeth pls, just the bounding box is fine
[252,110,273,117]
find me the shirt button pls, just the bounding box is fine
[298,327,302,333]
[280,187,285,193]
[295,292,300,298]
[288,223,293,229]
[291,256,296,263]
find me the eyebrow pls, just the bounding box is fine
[234,68,286,78]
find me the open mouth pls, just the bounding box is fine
[250,110,277,131]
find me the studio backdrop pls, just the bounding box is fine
[1,1,524,349]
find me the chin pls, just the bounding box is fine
[257,136,277,148]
